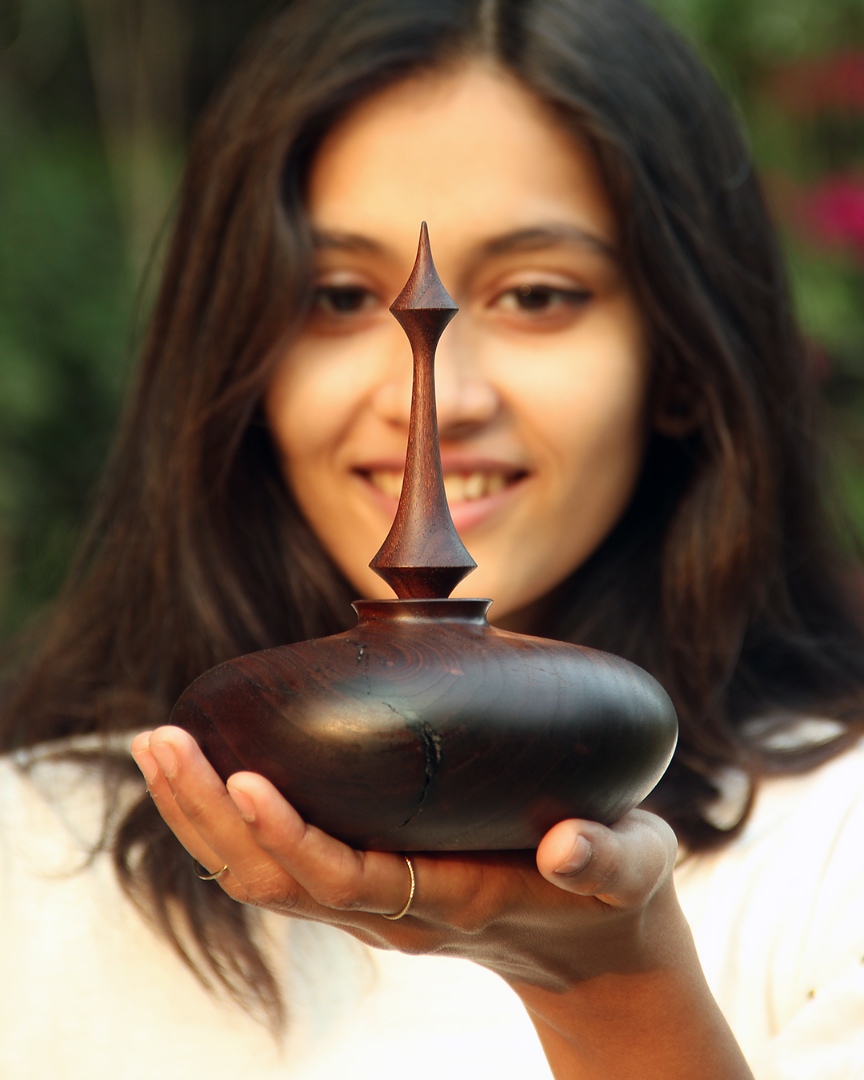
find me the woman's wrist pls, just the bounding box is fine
[508,907,754,1079]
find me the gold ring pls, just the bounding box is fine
[382,855,416,920]
[192,858,229,882]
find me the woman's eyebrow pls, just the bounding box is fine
[310,224,619,266]
[311,229,388,255]
[479,224,618,262]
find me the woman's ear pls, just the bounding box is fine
[651,379,703,438]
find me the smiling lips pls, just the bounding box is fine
[364,468,522,504]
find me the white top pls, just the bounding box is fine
[1,735,863,1079]
[675,734,864,1079]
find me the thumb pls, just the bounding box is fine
[536,810,677,908]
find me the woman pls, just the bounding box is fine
[2,0,863,1076]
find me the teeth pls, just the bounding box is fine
[444,475,471,503]
[444,471,509,503]
[368,470,403,499]
[368,470,510,503]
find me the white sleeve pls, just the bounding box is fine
[753,753,864,1080]
[751,962,864,1080]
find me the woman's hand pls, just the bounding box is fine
[131,725,668,974]
[132,724,753,1079]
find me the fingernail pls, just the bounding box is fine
[131,748,158,786]
[227,783,256,823]
[554,834,592,875]
[150,741,178,780]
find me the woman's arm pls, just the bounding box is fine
[132,725,753,1079]
[521,818,753,1078]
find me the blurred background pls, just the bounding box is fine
[1,0,862,638]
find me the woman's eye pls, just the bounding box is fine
[497,284,591,314]
[312,284,378,316]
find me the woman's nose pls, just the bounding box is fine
[371,323,500,438]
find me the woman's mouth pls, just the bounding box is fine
[357,464,528,534]
[366,469,512,503]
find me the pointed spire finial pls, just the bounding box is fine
[369,223,476,599]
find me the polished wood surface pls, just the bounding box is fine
[370,221,475,600]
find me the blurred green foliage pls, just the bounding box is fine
[0,124,129,629]
[0,0,276,634]
[1,0,862,637]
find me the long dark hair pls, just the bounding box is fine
[2,0,863,1025]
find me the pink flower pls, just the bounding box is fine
[795,176,864,259]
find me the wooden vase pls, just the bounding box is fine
[171,224,678,850]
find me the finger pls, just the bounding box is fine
[535,810,677,908]
[135,728,428,926]
[226,771,551,938]
[131,729,224,873]
[225,771,420,921]
[138,726,301,905]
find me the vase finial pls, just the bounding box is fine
[369,223,476,599]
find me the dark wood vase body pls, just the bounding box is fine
[172,599,677,850]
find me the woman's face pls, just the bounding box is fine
[266,65,650,628]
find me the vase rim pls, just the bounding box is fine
[351,597,492,621]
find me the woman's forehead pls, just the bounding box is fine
[304,63,618,261]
